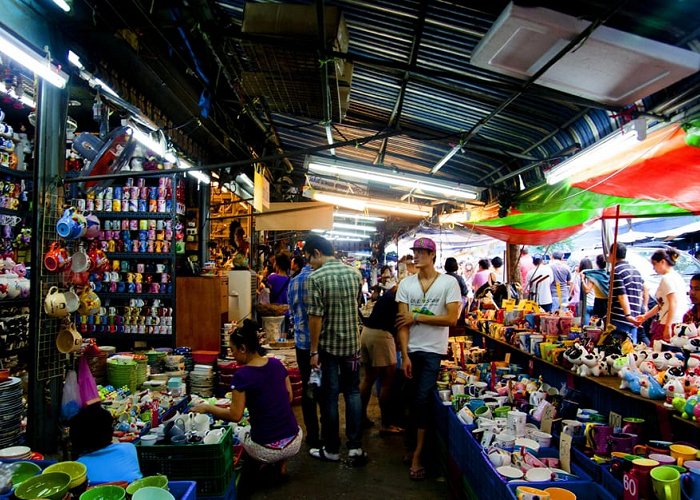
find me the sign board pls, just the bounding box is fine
[253,171,269,212]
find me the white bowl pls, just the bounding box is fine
[497,465,524,479]
[525,467,553,482]
[140,434,158,446]
[515,437,541,452]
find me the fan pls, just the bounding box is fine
[73,126,136,193]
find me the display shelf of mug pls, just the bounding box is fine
[91,211,174,219]
[0,207,28,217]
[0,298,31,307]
[469,327,700,440]
[0,166,31,179]
[105,252,174,260]
[90,333,174,342]
[96,292,173,300]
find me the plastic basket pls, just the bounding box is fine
[196,465,235,498]
[199,469,237,500]
[600,463,624,500]
[571,445,603,483]
[137,426,233,479]
[167,482,197,500]
[507,480,616,500]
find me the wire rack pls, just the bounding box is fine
[35,189,69,381]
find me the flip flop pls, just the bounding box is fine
[309,447,340,462]
[409,466,426,481]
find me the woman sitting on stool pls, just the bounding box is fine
[192,319,302,486]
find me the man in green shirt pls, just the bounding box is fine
[304,234,367,466]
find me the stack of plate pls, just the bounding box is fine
[133,356,148,389]
[106,359,137,392]
[85,349,109,385]
[188,365,214,397]
[0,445,31,460]
[0,377,24,448]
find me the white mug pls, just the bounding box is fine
[507,410,527,438]
[494,431,516,450]
[203,428,224,444]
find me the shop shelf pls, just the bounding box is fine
[0,207,27,217]
[0,297,31,307]
[105,252,174,260]
[90,333,174,342]
[0,166,32,178]
[96,292,173,300]
[92,211,173,219]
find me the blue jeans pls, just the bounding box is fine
[407,351,442,430]
[319,350,362,453]
[296,348,320,448]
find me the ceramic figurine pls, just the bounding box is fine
[683,395,699,419]
[664,377,685,407]
[639,373,665,400]
[579,352,603,377]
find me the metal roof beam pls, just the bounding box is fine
[374,0,429,165]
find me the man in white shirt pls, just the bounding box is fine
[396,237,461,481]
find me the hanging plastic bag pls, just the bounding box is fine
[61,370,82,422]
[77,356,101,406]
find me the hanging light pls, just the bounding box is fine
[0,26,67,88]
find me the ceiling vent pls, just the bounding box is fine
[471,2,700,106]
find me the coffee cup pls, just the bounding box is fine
[451,384,465,396]
[494,431,516,450]
[562,419,584,437]
[44,286,70,318]
[71,246,92,273]
[475,405,493,420]
[44,242,71,272]
[649,453,677,465]
[651,465,681,500]
[56,321,83,353]
[203,428,224,444]
[533,431,552,448]
[515,485,550,500]
[609,432,638,454]
[438,390,451,402]
[487,446,511,467]
[670,444,698,466]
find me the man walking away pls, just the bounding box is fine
[304,235,367,466]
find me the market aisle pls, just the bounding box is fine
[249,398,449,499]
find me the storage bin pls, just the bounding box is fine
[600,463,624,500]
[507,480,616,500]
[571,445,603,483]
[200,469,237,500]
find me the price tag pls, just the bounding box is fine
[609,411,623,432]
[541,404,556,434]
[504,353,511,364]
[623,471,640,500]
[559,432,572,473]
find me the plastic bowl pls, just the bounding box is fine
[14,472,71,500]
[140,434,158,447]
[10,461,42,486]
[44,461,88,489]
[126,476,169,496]
[132,486,175,500]
[79,484,126,500]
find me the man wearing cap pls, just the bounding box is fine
[396,237,461,480]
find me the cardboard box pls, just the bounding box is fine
[242,3,349,53]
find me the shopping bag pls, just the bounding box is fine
[77,355,101,406]
[61,370,82,421]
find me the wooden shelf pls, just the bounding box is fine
[469,327,700,440]
[0,166,32,178]
[105,252,174,260]
[0,298,31,307]
[92,211,173,219]
[89,333,174,342]
[96,292,173,300]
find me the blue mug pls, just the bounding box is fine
[117,282,126,293]
[56,207,79,238]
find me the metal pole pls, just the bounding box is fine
[605,205,621,329]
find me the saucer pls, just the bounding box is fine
[497,465,524,479]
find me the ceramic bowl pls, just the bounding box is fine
[525,467,554,482]
[10,461,41,487]
[497,465,524,479]
[15,472,71,500]
[44,461,87,489]
[132,486,175,500]
[79,485,126,500]
[126,476,169,496]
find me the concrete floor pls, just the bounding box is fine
[249,397,450,499]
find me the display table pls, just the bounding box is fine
[466,327,700,443]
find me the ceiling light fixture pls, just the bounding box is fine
[312,229,368,240]
[0,26,68,88]
[236,173,255,191]
[431,143,462,174]
[334,212,385,222]
[67,50,83,69]
[545,118,656,185]
[51,0,70,11]
[178,158,210,184]
[304,188,433,218]
[307,157,478,201]
[333,222,377,232]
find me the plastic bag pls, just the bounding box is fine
[61,370,82,422]
[78,356,101,406]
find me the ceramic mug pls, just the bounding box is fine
[44,286,70,318]
[78,284,101,315]
[44,242,71,272]
[586,424,613,455]
[651,465,681,500]
[670,444,698,466]
[562,419,584,437]
[56,321,82,353]
[203,428,224,444]
[622,417,645,437]
[635,441,673,456]
[71,246,92,273]
[515,486,550,500]
[494,432,516,450]
[609,432,638,454]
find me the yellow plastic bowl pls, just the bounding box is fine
[44,461,88,489]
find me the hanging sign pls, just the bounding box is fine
[254,171,269,212]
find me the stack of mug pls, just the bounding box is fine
[75,177,175,214]
[98,218,174,254]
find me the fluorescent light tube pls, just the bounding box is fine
[308,161,477,200]
[431,144,461,174]
[334,212,385,222]
[545,124,646,185]
[51,0,70,11]
[333,222,377,232]
[311,192,367,212]
[0,27,68,88]
[0,87,34,108]
[90,77,119,97]
[67,50,83,69]
[305,188,432,218]
[129,126,168,157]
[312,229,368,240]
[236,174,255,191]
[188,170,210,184]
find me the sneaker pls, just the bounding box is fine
[347,448,368,467]
[309,447,340,462]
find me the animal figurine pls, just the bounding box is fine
[578,351,602,377]
[673,395,688,414]
[639,360,659,377]
[673,323,698,343]
[639,374,666,400]
[664,377,685,407]
[683,395,699,420]
[685,338,700,353]
[564,343,585,375]
[611,355,629,377]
